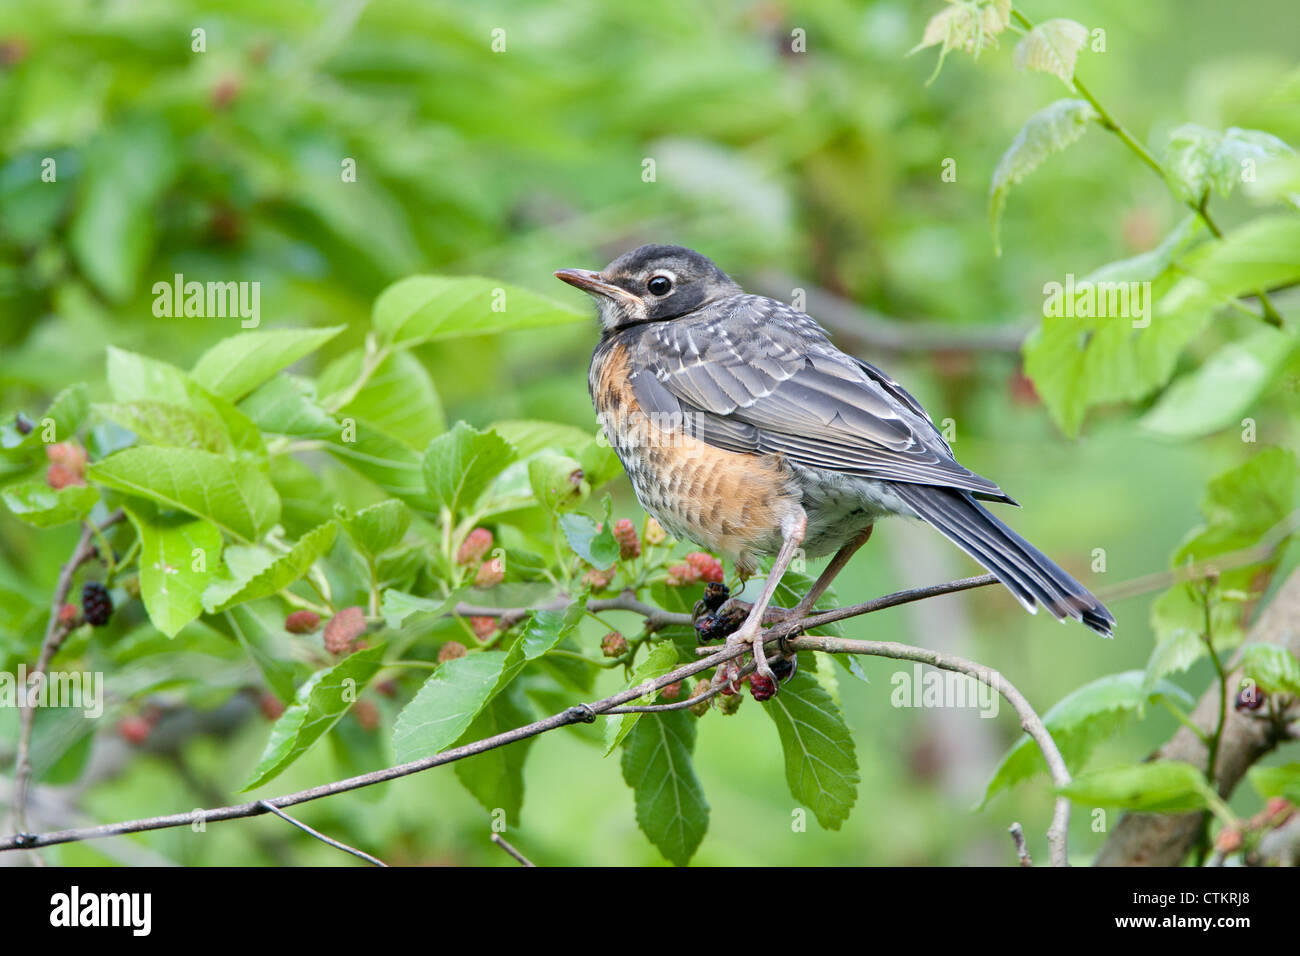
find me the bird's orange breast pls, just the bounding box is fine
[590,341,801,575]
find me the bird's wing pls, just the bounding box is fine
[626,294,1013,501]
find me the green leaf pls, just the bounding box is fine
[1241,644,1300,696]
[124,503,223,638]
[423,421,517,516]
[96,401,235,454]
[981,671,1194,807]
[559,512,619,569]
[488,420,596,458]
[221,603,298,703]
[990,99,1099,255]
[89,446,280,542]
[1164,215,1300,310]
[764,669,859,829]
[392,651,508,763]
[190,326,345,402]
[1248,763,1300,802]
[1023,216,1210,436]
[1058,761,1216,812]
[342,500,411,558]
[2,482,98,528]
[1140,327,1299,440]
[327,421,438,516]
[68,122,175,302]
[604,641,681,756]
[1162,125,1294,203]
[453,684,535,823]
[1012,18,1089,86]
[621,709,710,866]
[1,383,89,456]
[1151,448,1299,647]
[373,275,584,347]
[239,376,339,439]
[499,597,587,693]
[909,0,1011,84]
[321,349,445,449]
[202,522,337,613]
[1143,624,1210,690]
[527,450,590,513]
[380,588,462,629]
[241,643,387,790]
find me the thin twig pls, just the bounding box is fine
[257,801,387,867]
[11,508,124,855]
[783,631,1073,866]
[1008,823,1033,867]
[490,833,536,867]
[0,575,1019,855]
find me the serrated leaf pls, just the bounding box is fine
[488,420,596,458]
[1241,644,1300,696]
[453,684,536,823]
[1151,448,1299,647]
[1143,625,1210,690]
[190,326,344,402]
[320,349,445,450]
[373,275,584,347]
[96,401,234,454]
[124,503,223,637]
[202,522,337,613]
[1,383,89,457]
[327,420,438,517]
[1057,761,1215,812]
[1013,18,1088,85]
[241,643,387,790]
[1023,216,1210,436]
[2,482,98,528]
[1164,215,1300,310]
[1140,327,1299,440]
[604,641,681,756]
[990,99,1098,255]
[621,709,709,866]
[89,446,279,542]
[496,597,588,695]
[1162,124,1294,203]
[239,376,339,439]
[423,422,517,516]
[392,651,508,763]
[559,512,619,569]
[981,670,1194,807]
[342,500,411,558]
[1248,763,1300,802]
[763,669,859,829]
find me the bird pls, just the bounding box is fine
[555,244,1114,689]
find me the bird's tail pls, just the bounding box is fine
[892,483,1115,637]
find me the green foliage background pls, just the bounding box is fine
[1,0,1299,865]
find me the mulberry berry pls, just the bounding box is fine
[323,606,366,655]
[438,640,468,663]
[81,582,113,627]
[613,519,641,560]
[457,528,493,565]
[601,631,628,658]
[284,610,322,634]
[749,673,777,701]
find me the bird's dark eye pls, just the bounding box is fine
[646,275,672,296]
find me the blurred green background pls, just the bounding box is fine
[2,0,1298,865]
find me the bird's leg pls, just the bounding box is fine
[719,511,807,689]
[790,524,873,621]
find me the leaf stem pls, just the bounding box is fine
[1012,6,1284,326]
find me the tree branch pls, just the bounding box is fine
[3,572,1070,865]
[1096,566,1300,866]
[10,508,124,856]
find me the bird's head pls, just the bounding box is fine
[555,244,741,332]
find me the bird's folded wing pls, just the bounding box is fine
[628,294,1012,502]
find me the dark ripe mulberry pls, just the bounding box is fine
[749,673,777,701]
[693,581,731,620]
[694,612,726,644]
[81,582,113,627]
[770,656,797,683]
[14,412,33,435]
[1235,686,1266,711]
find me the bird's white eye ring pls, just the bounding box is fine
[646,274,673,296]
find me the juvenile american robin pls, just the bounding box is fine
[556,245,1114,688]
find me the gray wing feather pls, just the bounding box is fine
[627,294,1013,501]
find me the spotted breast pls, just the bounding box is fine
[589,335,804,578]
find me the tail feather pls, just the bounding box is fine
[893,483,1115,638]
